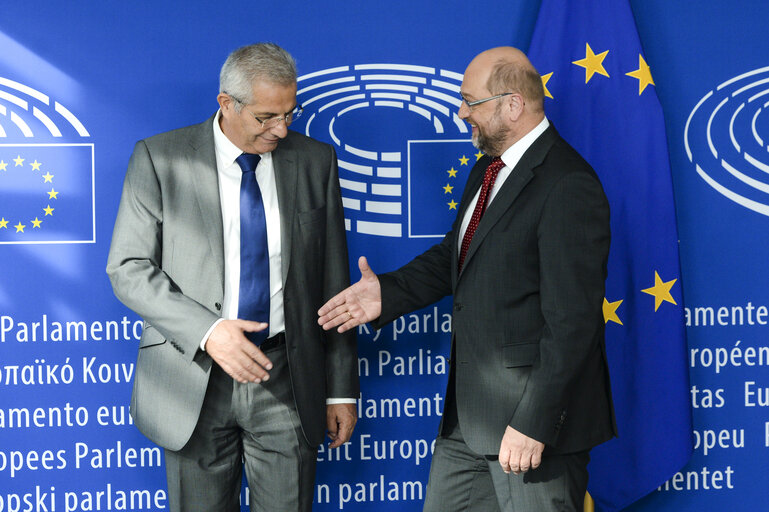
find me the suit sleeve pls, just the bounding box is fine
[509,170,610,445]
[375,234,454,327]
[106,140,220,362]
[322,147,360,399]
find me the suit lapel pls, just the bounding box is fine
[188,117,225,285]
[458,125,559,279]
[272,136,297,287]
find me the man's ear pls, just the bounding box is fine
[508,93,525,122]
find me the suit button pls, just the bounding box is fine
[215,302,222,311]
[454,303,463,311]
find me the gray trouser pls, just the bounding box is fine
[423,397,589,512]
[165,345,316,512]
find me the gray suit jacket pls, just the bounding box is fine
[375,125,616,455]
[107,116,358,450]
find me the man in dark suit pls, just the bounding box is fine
[107,43,358,512]
[319,46,616,511]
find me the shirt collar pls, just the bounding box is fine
[499,117,550,170]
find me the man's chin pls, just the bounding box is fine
[251,140,280,154]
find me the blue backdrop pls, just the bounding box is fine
[1,1,767,511]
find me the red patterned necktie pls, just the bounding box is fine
[458,157,505,272]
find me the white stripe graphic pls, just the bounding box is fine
[381,152,401,162]
[415,97,450,116]
[304,86,361,106]
[729,103,744,153]
[408,104,431,121]
[299,66,350,81]
[337,101,369,117]
[343,197,361,210]
[345,145,378,160]
[0,90,28,109]
[319,94,367,113]
[339,178,366,193]
[355,64,435,74]
[55,102,89,136]
[374,101,404,108]
[377,167,401,178]
[362,74,426,84]
[356,220,402,237]
[371,183,401,196]
[366,201,401,215]
[423,88,462,107]
[339,159,374,175]
[0,77,49,104]
[33,107,62,137]
[298,76,356,95]
[10,111,33,137]
[365,84,419,93]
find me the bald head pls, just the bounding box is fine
[466,47,545,114]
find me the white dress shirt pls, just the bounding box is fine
[201,111,285,348]
[458,117,550,253]
[203,112,353,405]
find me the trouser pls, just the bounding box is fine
[164,343,316,512]
[423,389,589,512]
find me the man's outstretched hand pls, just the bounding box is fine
[318,256,382,333]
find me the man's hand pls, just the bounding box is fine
[205,319,272,384]
[326,403,357,449]
[318,256,382,333]
[498,426,545,474]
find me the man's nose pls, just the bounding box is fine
[271,118,289,138]
[458,100,470,120]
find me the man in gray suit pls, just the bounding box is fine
[107,43,358,512]
[319,47,616,511]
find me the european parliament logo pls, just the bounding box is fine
[0,76,94,244]
[685,66,769,217]
[293,64,476,238]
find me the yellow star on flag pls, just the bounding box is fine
[31,217,42,228]
[15,222,26,233]
[541,72,554,99]
[474,150,484,161]
[30,160,42,171]
[447,167,458,178]
[641,271,678,311]
[603,298,623,325]
[459,155,469,166]
[447,200,458,210]
[0,161,7,171]
[443,184,454,194]
[13,155,24,166]
[43,172,54,183]
[48,188,59,199]
[572,43,610,84]
[0,218,8,229]
[626,54,655,95]
[44,205,55,216]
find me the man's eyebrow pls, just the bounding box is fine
[252,105,298,117]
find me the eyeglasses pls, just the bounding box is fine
[460,92,513,110]
[228,94,303,128]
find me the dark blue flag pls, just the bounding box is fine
[0,144,94,244]
[528,0,693,510]
[408,140,475,238]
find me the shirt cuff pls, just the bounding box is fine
[200,318,224,352]
[326,398,357,405]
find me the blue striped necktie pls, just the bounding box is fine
[236,153,269,345]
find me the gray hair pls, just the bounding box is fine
[486,59,545,114]
[219,43,297,109]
